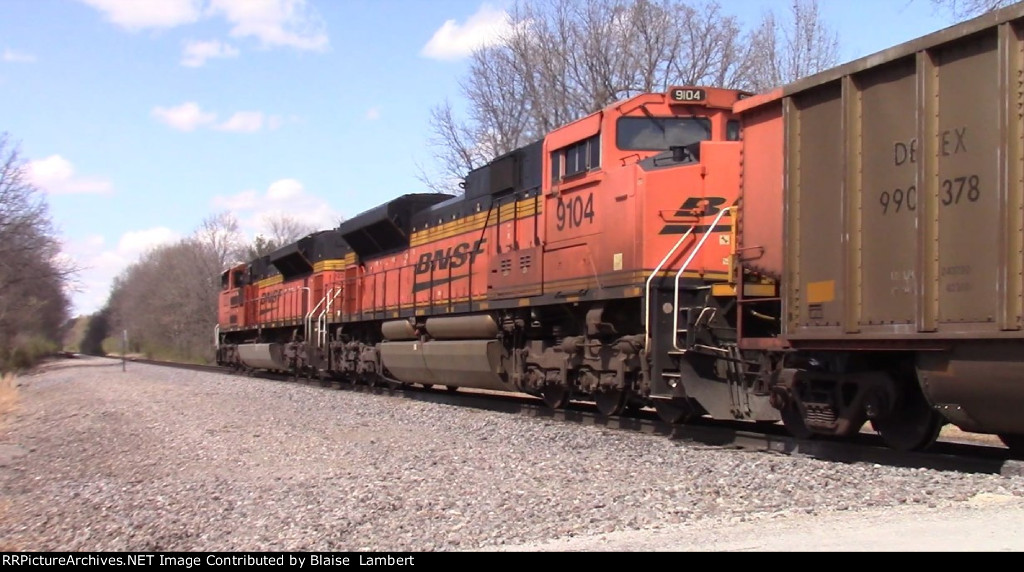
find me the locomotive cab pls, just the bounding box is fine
[217,263,248,331]
[515,86,782,421]
[215,262,248,366]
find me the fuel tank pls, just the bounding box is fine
[237,343,288,371]
[424,315,499,340]
[379,339,512,391]
[381,319,418,341]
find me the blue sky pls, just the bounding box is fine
[0,0,961,316]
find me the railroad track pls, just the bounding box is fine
[96,353,1024,477]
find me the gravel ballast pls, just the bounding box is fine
[1,356,1023,552]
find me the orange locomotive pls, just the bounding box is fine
[215,1,1024,455]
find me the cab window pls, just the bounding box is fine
[616,117,711,151]
[727,120,741,141]
[551,134,600,181]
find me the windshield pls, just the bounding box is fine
[616,117,712,151]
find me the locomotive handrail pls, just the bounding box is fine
[306,293,328,347]
[672,206,731,353]
[299,287,310,331]
[318,287,344,348]
[643,225,697,352]
[313,287,333,349]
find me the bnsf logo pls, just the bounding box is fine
[659,196,732,235]
[414,239,487,275]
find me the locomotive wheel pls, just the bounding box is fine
[540,384,570,410]
[594,388,625,417]
[870,390,944,452]
[654,399,694,425]
[999,433,1024,453]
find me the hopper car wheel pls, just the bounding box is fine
[422,384,434,390]
[654,399,694,425]
[780,404,814,440]
[869,390,943,452]
[541,384,570,410]
[998,434,1024,453]
[594,388,625,417]
[446,385,459,393]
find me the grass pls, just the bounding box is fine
[0,335,59,374]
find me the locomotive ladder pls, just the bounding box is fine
[643,206,730,354]
[646,207,762,416]
[305,291,329,347]
[316,287,344,348]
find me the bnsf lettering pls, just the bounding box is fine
[415,239,487,275]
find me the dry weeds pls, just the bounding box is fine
[0,373,18,430]
[0,373,18,550]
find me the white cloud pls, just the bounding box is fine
[216,111,265,133]
[211,178,341,238]
[181,38,239,67]
[421,4,512,60]
[27,155,113,195]
[3,49,36,63]
[211,189,260,211]
[209,0,329,51]
[266,115,285,130]
[152,102,281,133]
[84,234,106,249]
[117,227,179,256]
[265,179,302,201]
[152,102,217,131]
[79,0,203,30]
[81,0,329,71]
[365,106,381,121]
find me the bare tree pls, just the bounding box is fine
[422,0,839,190]
[195,211,244,271]
[664,1,750,90]
[0,133,73,369]
[246,234,278,259]
[241,213,319,260]
[265,212,316,246]
[930,0,1017,19]
[417,99,487,194]
[744,0,840,92]
[104,233,231,362]
[0,135,60,288]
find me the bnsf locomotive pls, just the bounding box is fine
[217,5,1024,452]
